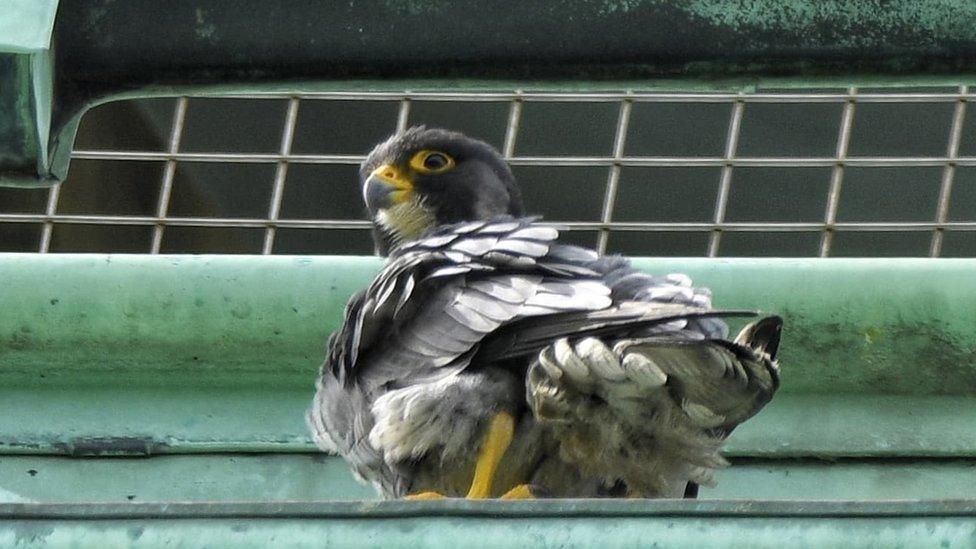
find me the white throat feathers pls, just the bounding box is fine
[376,197,437,246]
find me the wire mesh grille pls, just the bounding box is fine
[1,87,975,257]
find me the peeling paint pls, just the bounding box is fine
[12,1,976,186]
[683,0,976,47]
[2,501,976,547]
[194,7,217,41]
[382,0,452,16]
[50,437,166,457]
[598,0,646,15]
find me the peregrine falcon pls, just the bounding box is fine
[309,127,781,500]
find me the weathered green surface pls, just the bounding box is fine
[0,454,375,503]
[4,517,973,549]
[1,387,975,458]
[0,254,376,387]
[9,1,976,186]
[1,254,975,459]
[0,0,59,53]
[706,459,976,501]
[2,454,976,503]
[3,254,974,394]
[0,253,973,538]
[2,501,976,548]
[0,0,58,187]
[0,388,968,461]
[0,385,314,456]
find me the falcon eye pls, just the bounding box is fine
[410,150,455,174]
[424,153,449,170]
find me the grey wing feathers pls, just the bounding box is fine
[327,217,626,387]
[324,214,747,394]
[475,303,756,363]
[525,316,782,497]
[312,215,775,498]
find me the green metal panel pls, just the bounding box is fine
[0,455,373,504]
[1,388,975,458]
[0,253,973,541]
[0,0,59,53]
[9,1,976,185]
[2,501,976,548]
[0,0,58,187]
[2,255,975,393]
[3,455,976,503]
[1,255,975,458]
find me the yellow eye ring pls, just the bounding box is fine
[409,150,455,174]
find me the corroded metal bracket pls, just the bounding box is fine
[0,0,59,187]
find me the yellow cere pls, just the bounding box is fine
[370,163,414,204]
[372,164,413,189]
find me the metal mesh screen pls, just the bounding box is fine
[1,87,974,257]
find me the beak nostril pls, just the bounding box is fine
[383,170,396,179]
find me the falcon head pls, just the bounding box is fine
[360,127,524,255]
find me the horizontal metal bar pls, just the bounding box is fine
[70,151,364,164]
[1,254,974,393]
[2,215,976,233]
[2,255,976,460]
[5,502,976,548]
[2,390,975,459]
[4,503,976,548]
[3,454,976,504]
[6,500,976,519]
[212,91,976,103]
[0,214,373,229]
[68,150,976,168]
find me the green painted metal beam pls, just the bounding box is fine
[3,454,976,503]
[3,254,974,394]
[0,454,373,504]
[1,254,975,458]
[2,501,976,548]
[1,387,975,458]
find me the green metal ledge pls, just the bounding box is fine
[0,254,975,460]
[3,455,976,503]
[2,501,976,548]
[3,254,974,392]
[1,254,976,539]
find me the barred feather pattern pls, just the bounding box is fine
[526,329,780,497]
[309,215,776,498]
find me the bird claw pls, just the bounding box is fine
[405,491,448,500]
[500,484,546,500]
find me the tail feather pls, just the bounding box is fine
[734,315,784,361]
[526,316,783,498]
[480,303,758,363]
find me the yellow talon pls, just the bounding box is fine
[466,411,515,499]
[500,484,535,500]
[405,491,448,500]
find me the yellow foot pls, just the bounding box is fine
[465,411,515,499]
[405,491,448,500]
[499,484,536,500]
